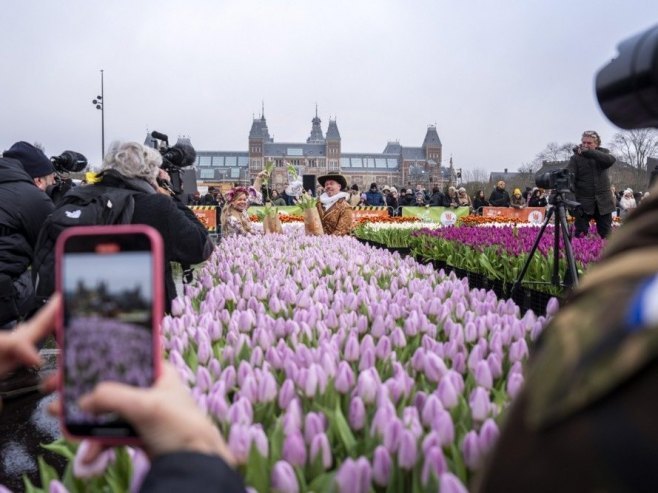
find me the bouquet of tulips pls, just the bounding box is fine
[298,191,323,235]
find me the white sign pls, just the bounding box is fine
[440,210,458,226]
[528,210,544,225]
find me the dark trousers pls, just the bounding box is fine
[574,205,612,239]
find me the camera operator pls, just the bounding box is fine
[0,141,55,330]
[33,141,213,313]
[567,130,616,238]
[47,151,88,205]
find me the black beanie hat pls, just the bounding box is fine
[4,141,55,178]
[370,182,378,190]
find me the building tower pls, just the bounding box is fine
[248,103,273,177]
[422,125,443,185]
[307,105,325,144]
[326,118,341,171]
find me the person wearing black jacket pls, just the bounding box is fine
[488,181,511,207]
[472,190,489,214]
[33,141,213,312]
[567,130,616,238]
[429,187,446,206]
[0,142,55,329]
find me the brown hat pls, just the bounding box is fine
[317,172,347,190]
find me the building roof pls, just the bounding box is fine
[326,120,341,140]
[422,125,442,148]
[383,141,401,154]
[264,142,326,157]
[401,147,426,160]
[307,110,325,143]
[249,116,273,142]
[339,153,400,171]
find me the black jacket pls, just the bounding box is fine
[141,453,245,493]
[33,172,213,311]
[488,187,511,207]
[429,191,446,207]
[0,157,54,278]
[567,147,616,216]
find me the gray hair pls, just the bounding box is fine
[102,141,162,187]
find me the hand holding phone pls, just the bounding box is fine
[55,225,164,443]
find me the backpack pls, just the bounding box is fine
[32,185,141,304]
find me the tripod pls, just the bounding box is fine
[511,191,579,295]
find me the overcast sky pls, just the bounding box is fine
[1,0,655,172]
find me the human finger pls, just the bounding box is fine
[19,294,60,345]
[40,372,58,394]
[78,381,155,425]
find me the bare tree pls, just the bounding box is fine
[609,129,658,171]
[529,141,576,171]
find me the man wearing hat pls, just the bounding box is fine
[0,142,55,329]
[365,182,385,206]
[316,172,353,235]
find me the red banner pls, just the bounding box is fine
[482,207,546,223]
[189,206,218,232]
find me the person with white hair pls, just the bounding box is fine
[33,141,213,312]
[619,187,637,219]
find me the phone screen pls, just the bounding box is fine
[61,231,156,437]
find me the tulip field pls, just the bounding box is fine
[165,232,553,492]
[26,227,562,493]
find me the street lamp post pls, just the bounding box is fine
[92,69,105,159]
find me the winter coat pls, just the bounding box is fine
[0,157,54,279]
[488,187,511,207]
[429,191,446,206]
[567,147,616,216]
[316,198,353,236]
[365,190,385,206]
[33,171,213,312]
[473,197,489,213]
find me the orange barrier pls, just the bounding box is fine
[482,207,546,223]
[189,206,218,232]
[352,207,390,223]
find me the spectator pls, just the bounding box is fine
[348,184,361,207]
[270,189,286,206]
[567,129,616,238]
[457,187,472,210]
[0,142,55,329]
[510,188,527,209]
[488,180,511,207]
[365,183,385,206]
[429,186,446,207]
[202,186,219,206]
[398,189,414,207]
[528,188,548,207]
[619,188,637,219]
[472,190,489,214]
[414,192,426,206]
[187,190,202,206]
[386,187,399,215]
[446,186,459,208]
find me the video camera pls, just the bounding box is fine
[51,151,88,174]
[150,131,196,196]
[596,24,658,129]
[535,168,574,192]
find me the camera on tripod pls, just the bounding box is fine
[149,131,196,196]
[535,168,574,192]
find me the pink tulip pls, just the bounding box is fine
[271,460,299,493]
[372,445,392,486]
[73,440,116,478]
[309,432,332,470]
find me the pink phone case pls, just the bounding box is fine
[55,224,164,445]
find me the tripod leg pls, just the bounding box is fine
[512,207,554,295]
[557,205,579,288]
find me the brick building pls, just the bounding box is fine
[187,109,450,191]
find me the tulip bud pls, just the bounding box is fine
[439,472,469,493]
[469,387,491,422]
[424,352,448,383]
[349,396,366,431]
[382,418,403,453]
[73,440,116,478]
[437,376,459,409]
[282,430,307,466]
[421,446,448,485]
[304,412,325,445]
[258,370,278,403]
[461,430,482,470]
[372,445,392,486]
[334,361,355,394]
[309,432,332,470]
[278,379,296,410]
[421,394,444,427]
[478,418,500,455]
[356,369,378,404]
[397,429,418,470]
[344,333,360,361]
[506,371,524,399]
[432,409,455,446]
[474,360,493,390]
[271,460,299,493]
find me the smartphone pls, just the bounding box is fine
[55,224,163,442]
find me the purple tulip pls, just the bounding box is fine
[474,360,493,389]
[309,432,332,469]
[432,409,455,446]
[304,412,326,444]
[356,369,378,404]
[508,338,529,363]
[424,351,448,383]
[278,379,296,409]
[486,352,503,379]
[421,446,448,485]
[461,430,482,470]
[282,430,307,466]
[375,335,392,360]
[382,418,403,453]
[343,333,360,361]
[228,424,251,464]
[421,393,444,426]
[478,418,500,455]
[506,371,524,398]
[334,361,355,394]
[469,387,491,422]
[128,447,151,493]
[283,399,303,435]
[372,445,392,486]
[48,481,69,493]
[73,440,116,478]
[437,376,459,409]
[397,429,418,469]
[335,457,372,493]
[271,460,299,493]
[439,472,469,493]
[349,396,366,431]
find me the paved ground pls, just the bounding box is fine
[0,350,65,491]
